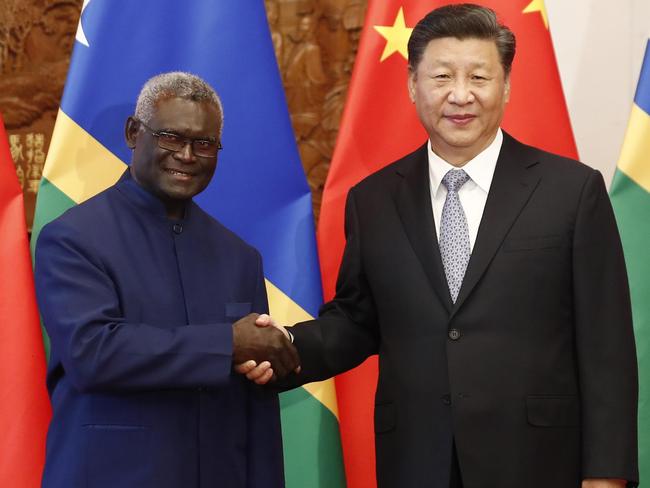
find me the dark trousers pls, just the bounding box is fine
[450,442,464,488]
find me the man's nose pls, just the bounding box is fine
[174,141,195,162]
[448,80,475,105]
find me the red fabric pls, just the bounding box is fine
[317,2,577,487]
[0,114,51,487]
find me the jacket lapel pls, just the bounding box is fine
[394,144,453,312]
[451,133,541,316]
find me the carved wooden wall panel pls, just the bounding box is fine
[0,0,82,231]
[0,0,366,229]
[267,0,365,220]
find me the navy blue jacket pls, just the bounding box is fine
[35,171,284,488]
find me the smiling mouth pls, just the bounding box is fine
[444,114,477,126]
[165,168,194,178]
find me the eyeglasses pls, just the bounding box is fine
[138,120,222,158]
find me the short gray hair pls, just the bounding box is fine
[135,71,224,135]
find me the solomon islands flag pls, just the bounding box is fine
[31,1,345,486]
[610,39,650,487]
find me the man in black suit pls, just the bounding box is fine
[239,4,638,487]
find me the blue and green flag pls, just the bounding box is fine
[32,1,345,486]
[610,39,650,484]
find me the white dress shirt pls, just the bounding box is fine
[428,129,503,252]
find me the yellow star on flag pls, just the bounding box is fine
[523,0,549,29]
[374,7,413,62]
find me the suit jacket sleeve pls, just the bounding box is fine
[34,219,236,393]
[288,187,380,386]
[572,170,638,483]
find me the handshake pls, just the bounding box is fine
[231,313,299,384]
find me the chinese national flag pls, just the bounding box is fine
[0,114,51,487]
[318,1,577,487]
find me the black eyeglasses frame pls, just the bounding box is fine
[137,119,222,158]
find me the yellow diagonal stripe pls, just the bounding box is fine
[617,103,650,193]
[44,109,126,204]
[265,279,339,419]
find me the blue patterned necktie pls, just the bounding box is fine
[440,169,471,303]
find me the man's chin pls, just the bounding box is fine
[158,186,195,203]
[432,135,476,151]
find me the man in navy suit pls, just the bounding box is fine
[34,72,299,488]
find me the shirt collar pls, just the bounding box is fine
[428,128,503,197]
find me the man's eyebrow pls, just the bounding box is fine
[158,128,217,142]
[429,59,490,68]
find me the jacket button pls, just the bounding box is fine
[172,223,183,234]
[441,394,451,406]
[448,328,461,341]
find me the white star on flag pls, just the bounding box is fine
[75,0,92,47]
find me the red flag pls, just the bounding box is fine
[0,114,51,487]
[318,2,577,487]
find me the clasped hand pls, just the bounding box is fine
[232,313,299,383]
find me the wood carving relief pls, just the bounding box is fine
[0,0,366,229]
[267,0,365,220]
[0,0,82,231]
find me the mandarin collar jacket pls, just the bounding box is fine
[35,171,284,488]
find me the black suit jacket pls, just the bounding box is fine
[290,133,638,488]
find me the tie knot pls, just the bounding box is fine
[442,169,470,193]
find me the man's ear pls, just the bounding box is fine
[504,75,511,103]
[125,116,139,149]
[407,71,416,103]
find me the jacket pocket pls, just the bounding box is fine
[374,402,397,434]
[225,302,252,320]
[503,235,564,252]
[526,395,580,427]
[84,424,152,488]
